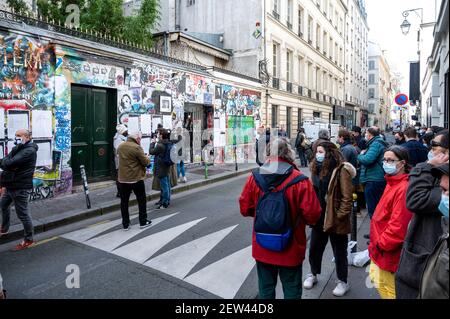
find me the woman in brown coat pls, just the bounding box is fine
[303,141,356,297]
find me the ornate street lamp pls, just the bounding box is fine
[400,8,423,35]
[400,17,411,35]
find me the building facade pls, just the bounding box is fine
[344,0,369,129]
[368,41,393,130]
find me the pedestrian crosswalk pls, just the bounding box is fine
[61,212,254,299]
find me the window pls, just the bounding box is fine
[272,43,279,77]
[329,4,333,22]
[323,71,327,94]
[287,0,293,28]
[308,16,313,43]
[369,74,375,84]
[316,24,321,50]
[272,105,279,128]
[308,62,313,88]
[368,88,375,98]
[323,31,327,55]
[297,108,303,129]
[329,38,333,59]
[286,107,292,137]
[335,43,338,63]
[316,67,320,92]
[369,60,375,70]
[368,103,375,113]
[273,0,280,19]
[187,0,195,6]
[298,6,304,36]
[298,57,303,85]
[286,50,293,82]
[339,17,343,34]
[313,111,321,119]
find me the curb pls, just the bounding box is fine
[1,166,255,244]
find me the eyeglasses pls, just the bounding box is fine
[383,159,400,164]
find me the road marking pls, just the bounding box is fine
[144,225,238,279]
[112,218,206,264]
[82,213,179,252]
[184,245,255,299]
[32,236,59,247]
[62,219,124,242]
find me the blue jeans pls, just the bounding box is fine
[159,176,171,205]
[177,161,185,178]
[364,181,386,219]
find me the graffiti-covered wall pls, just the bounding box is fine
[213,84,261,164]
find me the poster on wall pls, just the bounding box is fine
[35,140,53,167]
[128,115,140,134]
[193,119,202,163]
[140,114,152,135]
[0,142,4,159]
[162,115,172,130]
[152,116,162,131]
[31,110,53,138]
[7,140,15,155]
[7,110,30,138]
[0,109,4,139]
[140,137,151,154]
[160,96,172,113]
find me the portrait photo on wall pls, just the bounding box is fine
[160,96,172,113]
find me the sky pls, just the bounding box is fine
[365,0,439,94]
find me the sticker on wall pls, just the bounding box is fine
[7,110,30,138]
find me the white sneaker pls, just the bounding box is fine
[332,281,350,297]
[182,176,187,183]
[303,274,318,289]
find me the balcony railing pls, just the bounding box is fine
[273,11,280,20]
[272,77,280,89]
[298,85,303,95]
[287,21,293,30]
[286,82,293,93]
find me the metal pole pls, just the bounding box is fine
[351,193,358,253]
[400,108,403,130]
[80,165,91,209]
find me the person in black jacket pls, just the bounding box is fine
[294,128,308,167]
[351,126,366,151]
[149,129,172,209]
[0,129,38,250]
[401,127,428,167]
[396,129,449,299]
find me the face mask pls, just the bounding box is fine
[365,134,370,140]
[427,150,435,161]
[438,193,449,218]
[383,162,399,175]
[14,137,23,145]
[316,153,325,162]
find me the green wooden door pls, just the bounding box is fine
[71,85,115,182]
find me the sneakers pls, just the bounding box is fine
[303,274,318,289]
[156,203,169,210]
[182,176,187,183]
[363,234,370,239]
[332,281,350,297]
[139,220,152,229]
[123,225,131,231]
[12,240,35,251]
[154,201,162,206]
[0,227,8,237]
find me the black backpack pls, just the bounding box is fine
[252,170,308,252]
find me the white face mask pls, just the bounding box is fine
[14,137,23,145]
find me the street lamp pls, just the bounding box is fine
[400,8,423,35]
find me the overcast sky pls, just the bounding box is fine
[365,0,439,94]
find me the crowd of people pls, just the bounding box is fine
[240,124,449,299]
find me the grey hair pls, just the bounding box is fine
[267,137,296,163]
[128,131,142,140]
[318,129,329,140]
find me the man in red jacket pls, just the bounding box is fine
[239,137,321,299]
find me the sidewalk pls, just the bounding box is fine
[3,163,257,243]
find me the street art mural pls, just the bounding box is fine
[185,74,214,105]
[213,84,261,164]
[117,63,185,134]
[0,31,73,200]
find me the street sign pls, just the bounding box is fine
[395,93,408,106]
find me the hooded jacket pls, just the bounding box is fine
[324,162,357,235]
[0,141,38,190]
[239,158,322,267]
[357,136,388,183]
[113,133,127,170]
[368,173,413,273]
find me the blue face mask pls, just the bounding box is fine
[14,137,23,145]
[383,162,398,175]
[428,151,435,161]
[316,153,325,162]
[438,194,449,218]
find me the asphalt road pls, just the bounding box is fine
[0,168,378,299]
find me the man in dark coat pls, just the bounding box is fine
[351,126,366,151]
[294,128,308,167]
[396,130,449,299]
[0,129,38,250]
[401,127,428,167]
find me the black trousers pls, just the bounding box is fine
[309,227,348,283]
[120,180,147,227]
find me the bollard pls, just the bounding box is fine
[204,161,208,179]
[80,165,91,209]
[351,193,358,253]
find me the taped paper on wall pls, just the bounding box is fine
[35,140,52,167]
[152,116,162,131]
[128,115,140,134]
[7,110,29,138]
[32,110,53,138]
[7,140,15,155]
[140,137,151,155]
[162,115,172,129]
[0,109,5,139]
[0,142,4,159]
[140,114,152,135]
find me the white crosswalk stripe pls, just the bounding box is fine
[144,225,238,279]
[82,213,179,252]
[184,245,255,299]
[112,218,206,263]
[61,213,254,298]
